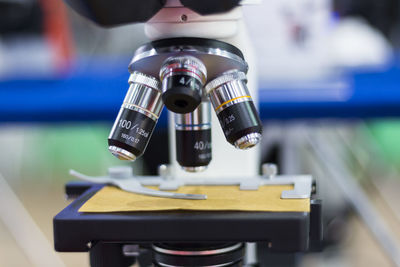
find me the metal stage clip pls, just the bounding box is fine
[70,165,312,200]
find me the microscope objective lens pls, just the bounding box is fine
[160,56,207,114]
[175,100,212,172]
[205,70,262,149]
[108,72,164,161]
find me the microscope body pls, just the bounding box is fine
[144,1,261,178]
[53,2,323,267]
[98,0,263,178]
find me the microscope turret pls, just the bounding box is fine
[108,36,262,171]
[65,0,263,173]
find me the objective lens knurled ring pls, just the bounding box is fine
[128,71,161,91]
[159,56,207,83]
[204,70,247,94]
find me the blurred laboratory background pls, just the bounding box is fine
[1,0,400,266]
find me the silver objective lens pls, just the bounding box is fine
[160,56,207,114]
[175,100,212,172]
[108,71,164,161]
[205,70,262,149]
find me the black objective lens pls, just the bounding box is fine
[160,56,207,114]
[152,243,244,267]
[108,72,163,161]
[175,101,212,172]
[205,70,262,149]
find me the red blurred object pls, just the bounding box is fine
[39,0,75,74]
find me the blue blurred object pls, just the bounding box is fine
[259,65,400,120]
[0,57,400,126]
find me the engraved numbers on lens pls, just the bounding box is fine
[223,114,235,126]
[108,72,164,161]
[179,76,200,91]
[118,120,150,138]
[175,101,212,172]
[160,56,207,114]
[118,119,133,130]
[205,70,262,150]
[121,133,140,144]
[194,141,211,151]
[136,127,150,138]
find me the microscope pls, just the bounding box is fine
[103,0,262,178]
[53,1,322,266]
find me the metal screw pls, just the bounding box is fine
[158,164,172,179]
[262,163,278,178]
[181,14,188,22]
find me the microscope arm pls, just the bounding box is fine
[63,0,242,26]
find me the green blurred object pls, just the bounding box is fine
[367,120,400,172]
[23,124,143,183]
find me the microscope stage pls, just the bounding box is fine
[79,185,310,213]
[54,183,321,253]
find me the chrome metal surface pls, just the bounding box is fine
[122,244,140,257]
[155,261,236,267]
[183,166,208,172]
[175,101,211,131]
[69,169,207,200]
[279,178,313,199]
[124,72,164,119]
[206,70,252,114]
[129,44,248,81]
[108,166,133,179]
[262,163,278,178]
[121,104,158,121]
[158,164,173,178]
[129,71,160,90]
[70,169,313,199]
[108,146,136,161]
[160,56,207,84]
[108,71,163,162]
[234,133,262,150]
[152,243,242,256]
[205,70,247,94]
